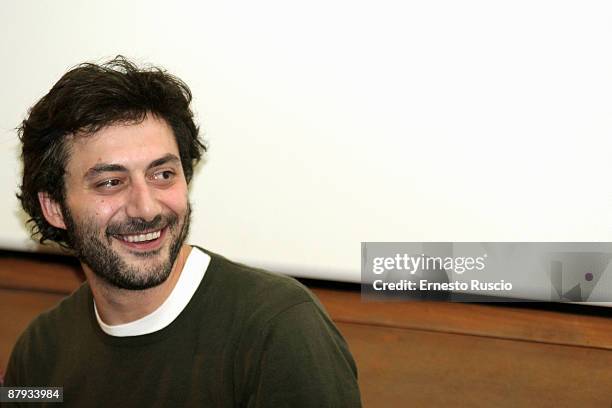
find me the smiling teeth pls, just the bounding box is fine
[121,230,161,243]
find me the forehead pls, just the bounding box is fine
[66,115,179,174]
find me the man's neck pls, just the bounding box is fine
[85,244,192,325]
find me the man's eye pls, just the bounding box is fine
[152,170,175,182]
[97,179,121,189]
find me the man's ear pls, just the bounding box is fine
[38,192,67,230]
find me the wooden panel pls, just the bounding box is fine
[1,252,611,352]
[341,322,612,408]
[0,254,83,294]
[1,253,612,407]
[312,288,612,351]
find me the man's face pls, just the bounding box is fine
[60,115,190,290]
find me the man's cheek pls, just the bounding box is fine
[92,199,122,219]
[164,198,189,217]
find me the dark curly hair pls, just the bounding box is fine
[17,56,206,249]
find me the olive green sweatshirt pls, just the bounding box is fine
[4,249,361,407]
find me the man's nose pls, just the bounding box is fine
[125,180,161,221]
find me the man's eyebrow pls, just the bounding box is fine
[84,164,128,180]
[83,155,180,181]
[147,154,181,170]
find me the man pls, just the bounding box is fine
[5,56,361,407]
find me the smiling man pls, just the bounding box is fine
[4,57,361,407]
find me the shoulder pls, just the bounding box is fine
[195,250,362,406]
[17,282,89,341]
[28,282,91,335]
[4,283,91,385]
[195,248,347,350]
[200,248,319,320]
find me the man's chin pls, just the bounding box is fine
[93,254,174,291]
[116,245,164,260]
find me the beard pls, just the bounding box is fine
[63,204,191,290]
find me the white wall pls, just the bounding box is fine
[1,0,611,282]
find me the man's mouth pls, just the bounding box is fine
[112,227,167,251]
[118,230,162,243]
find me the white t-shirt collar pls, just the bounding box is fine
[94,246,210,337]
